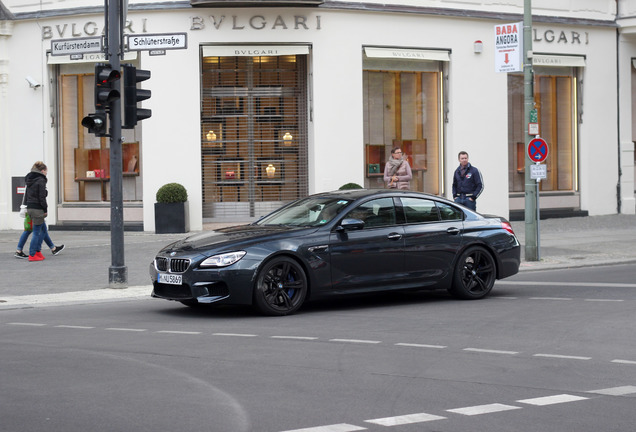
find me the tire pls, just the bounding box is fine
[449,246,496,300]
[254,256,308,316]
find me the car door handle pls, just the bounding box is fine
[446,227,460,235]
[387,233,402,240]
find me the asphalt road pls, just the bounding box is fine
[1,263,635,432]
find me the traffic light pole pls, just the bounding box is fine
[106,0,127,286]
[523,0,539,261]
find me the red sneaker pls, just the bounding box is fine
[35,251,46,260]
[29,254,45,262]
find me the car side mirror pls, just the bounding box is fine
[337,218,365,231]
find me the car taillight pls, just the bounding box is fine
[501,221,515,235]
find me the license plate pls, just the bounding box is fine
[158,273,182,285]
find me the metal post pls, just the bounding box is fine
[107,0,127,286]
[523,0,539,261]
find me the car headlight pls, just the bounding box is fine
[200,251,246,268]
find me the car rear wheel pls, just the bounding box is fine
[254,256,307,316]
[449,246,496,299]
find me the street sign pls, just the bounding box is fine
[527,137,549,163]
[530,163,547,180]
[50,37,102,56]
[494,22,523,73]
[125,33,187,51]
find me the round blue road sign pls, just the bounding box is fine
[527,137,548,163]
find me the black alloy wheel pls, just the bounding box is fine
[449,246,496,299]
[254,256,308,316]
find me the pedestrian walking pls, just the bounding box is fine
[384,146,412,190]
[14,214,64,259]
[452,151,484,211]
[24,161,62,262]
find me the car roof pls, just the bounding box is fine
[315,188,454,204]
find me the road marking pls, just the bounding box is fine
[213,332,257,337]
[584,299,624,302]
[530,297,572,301]
[55,325,95,329]
[280,424,367,432]
[329,339,381,344]
[156,330,202,335]
[395,342,447,349]
[612,359,636,365]
[7,322,46,326]
[365,412,446,426]
[499,281,636,288]
[534,353,592,360]
[463,348,519,355]
[105,327,147,332]
[517,394,588,406]
[447,403,521,416]
[587,386,636,396]
[271,336,319,340]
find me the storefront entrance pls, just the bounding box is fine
[200,48,309,221]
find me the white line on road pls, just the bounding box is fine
[612,359,636,365]
[280,424,367,432]
[463,348,519,355]
[584,299,624,302]
[517,394,588,406]
[587,386,636,396]
[156,330,202,335]
[105,327,147,332]
[498,281,636,288]
[534,353,592,360]
[55,325,95,329]
[213,333,258,337]
[447,403,521,416]
[271,336,319,340]
[530,297,572,301]
[395,342,447,349]
[329,339,381,344]
[7,322,46,326]
[365,412,446,426]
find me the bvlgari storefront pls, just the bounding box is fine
[2,0,630,234]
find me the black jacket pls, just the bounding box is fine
[25,171,48,213]
[452,163,484,199]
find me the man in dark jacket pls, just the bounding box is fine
[25,161,50,261]
[452,151,484,211]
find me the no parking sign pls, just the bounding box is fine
[527,137,549,163]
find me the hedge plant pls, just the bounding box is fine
[156,183,188,203]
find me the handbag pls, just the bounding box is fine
[24,213,33,232]
[19,186,27,218]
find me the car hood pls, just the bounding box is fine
[160,224,318,254]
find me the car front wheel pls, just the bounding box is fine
[254,256,307,316]
[449,246,496,299]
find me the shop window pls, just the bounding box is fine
[59,73,143,202]
[363,68,442,194]
[507,70,577,193]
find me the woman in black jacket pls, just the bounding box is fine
[25,161,50,261]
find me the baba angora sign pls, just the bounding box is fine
[494,22,523,73]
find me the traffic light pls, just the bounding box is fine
[81,110,107,136]
[122,64,151,129]
[94,63,121,110]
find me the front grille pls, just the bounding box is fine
[154,283,192,299]
[155,257,191,273]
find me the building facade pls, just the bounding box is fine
[1,0,634,232]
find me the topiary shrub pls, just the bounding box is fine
[156,183,188,203]
[339,182,363,190]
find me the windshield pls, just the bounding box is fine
[256,196,352,227]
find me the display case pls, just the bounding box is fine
[365,145,385,177]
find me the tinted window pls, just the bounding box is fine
[437,202,463,221]
[345,198,396,228]
[401,197,440,223]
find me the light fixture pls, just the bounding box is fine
[283,131,293,146]
[25,76,41,89]
[206,130,216,141]
[265,164,276,178]
[474,40,483,54]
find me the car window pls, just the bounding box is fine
[345,198,396,228]
[400,197,440,223]
[257,196,351,226]
[436,202,464,221]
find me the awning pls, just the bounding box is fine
[48,51,138,65]
[532,54,585,67]
[202,45,309,57]
[364,47,450,62]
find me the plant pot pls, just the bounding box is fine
[154,202,189,234]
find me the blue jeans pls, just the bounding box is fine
[29,222,51,257]
[454,196,477,211]
[18,227,53,252]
